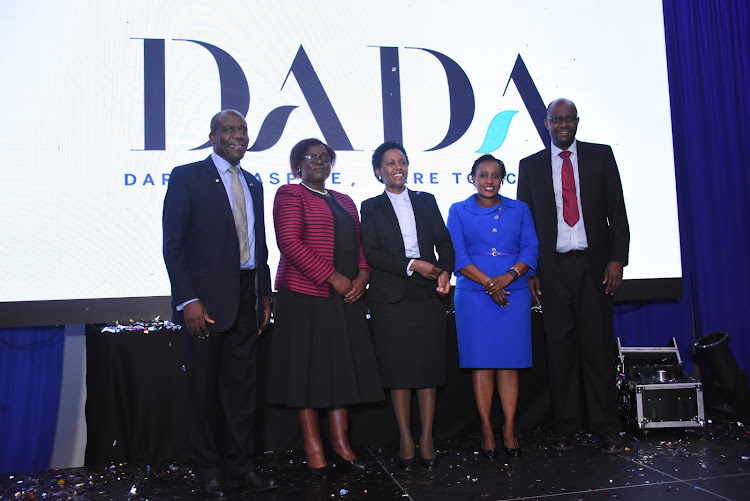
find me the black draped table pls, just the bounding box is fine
[85,312,552,466]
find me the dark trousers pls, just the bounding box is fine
[183,271,258,482]
[539,251,620,435]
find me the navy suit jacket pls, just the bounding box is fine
[162,155,271,332]
[361,189,454,303]
[516,141,629,284]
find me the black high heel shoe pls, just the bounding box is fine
[504,445,522,458]
[421,456,437,470]
[502,428,522,459]
[399,457,416,470]
[308,465,331,480]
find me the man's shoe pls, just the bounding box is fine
[599,432,624,454]
[551,433,575,451]
[201,479,229,500]
[236,470,278,492]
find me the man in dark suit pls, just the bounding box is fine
[163,110,277,498]
[517,98,629,454]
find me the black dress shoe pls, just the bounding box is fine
[308,465,331,480]
[201,479,229,500]
[598,432,624,454]
[236,470,278,492]
[421,456,437,470]
[399,457,416,470]
[480,447,496,459]
[551,432,575,451]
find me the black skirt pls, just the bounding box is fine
[267,192,383,408]
[368,275,448,389]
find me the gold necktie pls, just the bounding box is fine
[228,166,251,264]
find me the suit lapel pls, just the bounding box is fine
[378,191,400,230]
[408,190,430,254]
[199,157,235,228]
[537,150,557,224]
[575,141,593,219]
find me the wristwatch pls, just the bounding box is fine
[507,267,520,280]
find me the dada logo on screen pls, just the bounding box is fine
[135,39,551,153]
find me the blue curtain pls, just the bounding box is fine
[616,0,750,375]
[0,327,64,474]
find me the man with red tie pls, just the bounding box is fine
[517,98,630,454]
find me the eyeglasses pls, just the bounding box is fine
[303,153,332,163]
[546,116,578,125]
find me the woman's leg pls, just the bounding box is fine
[473,369,497,451]
[416,387,436,459]
[298,408,327,468]
[391,389,416,460]
[328,407,357,460]
[496,369,520,449]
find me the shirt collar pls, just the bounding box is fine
[385,189,410,204]
[211,151,242,175]
[551,139,578,158]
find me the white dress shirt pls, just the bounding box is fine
[551,140,588,252]
[386,190,420,275]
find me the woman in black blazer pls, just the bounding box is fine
[360,142,454,469]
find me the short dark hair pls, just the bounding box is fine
[210,109,244,134]
[470,154,506,183]
[371,141,409,183]
[289,138,336,178]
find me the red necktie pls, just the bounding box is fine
[560,150,579,227]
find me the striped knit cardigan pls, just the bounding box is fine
[273,183,370,297]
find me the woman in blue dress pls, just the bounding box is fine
[446,154,538,459]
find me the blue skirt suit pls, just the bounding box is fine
[446,194,538,368]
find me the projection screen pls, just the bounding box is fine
[0,0,681,326]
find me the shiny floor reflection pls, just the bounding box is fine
[2,420,748,500]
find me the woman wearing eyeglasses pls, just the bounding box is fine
[360,141,454,470]
[267,138,384,479]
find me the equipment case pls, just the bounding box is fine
[617,338,705,429]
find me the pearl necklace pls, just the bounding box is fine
[300,182,329,196]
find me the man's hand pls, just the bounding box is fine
[410,259,442,280]
[258,296,272,334]
[603,261,624,296]
[527,276,542,306]
[183,300,214,339]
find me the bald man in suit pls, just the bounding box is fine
[163,110,277,498]
[517,98,629,454]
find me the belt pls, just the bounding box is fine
[556,249,588,257]
[468,251,513,257]
[239,268,257,277]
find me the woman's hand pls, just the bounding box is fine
[344,268,370,304]
[483,274,513,308]
[436,271,451,296]
[482,274,512,296]
[489,288,510,307]
[327,271,353,297]
[409,259,442,280]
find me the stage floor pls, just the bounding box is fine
[2,420,748,500]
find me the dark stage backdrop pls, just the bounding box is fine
[0,0,748,476]
[615,0,750,377]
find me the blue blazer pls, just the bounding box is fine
[447,194,538,292]
[162,155,271,332]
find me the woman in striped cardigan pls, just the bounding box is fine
[267,138,383,479]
